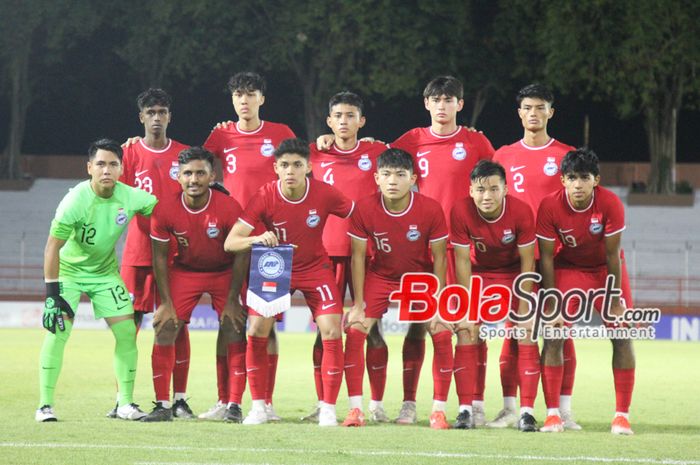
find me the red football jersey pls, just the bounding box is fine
[348,192,448,280]
[310,141,386,256]
[493,138,575,216]
[391,126,494,230]
[150,189,242,272]
[536,186,625,270]
[239,179,354,273]
[120,138,189,266]
[450,195,535,273]
[203,120,295,207]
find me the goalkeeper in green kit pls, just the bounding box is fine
[36,139,157,422]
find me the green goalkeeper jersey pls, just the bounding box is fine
[49,180,157,282]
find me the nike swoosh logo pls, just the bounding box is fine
[224,147,238,153]
[246,367,259,372]
[558,229,574,233]
[403,368,413,372]
[417,151,430,157]
[321,162,335,168]
[344,364,355,369]
[321,303,336,310]
[370,365,386,370]
[272,221,287,226]
[41,367,56,370]
[453,367,465,373]
[510,166,525,172]
[135,170,149,177]
[524,370,540,376]
[153,374,163,379]
[326,370,341,375]
[175,360,188,365]
[499,361,508,365]
[174,230,187,235]
[373,232,388,236]
[234,371,246,376]
[439,368,452,373]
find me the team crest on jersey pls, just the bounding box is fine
[406,225,421,241]
[260,138,275,157]
[589,217,603,234]
[206,221,220,238]
[115,208,127,226]
[452,142,467,161]
[258,250,285,279]
[306,209,321,228]
[169,161,180,180]
[543,157,558,176]
[501,229,516,244]
[358,154,372,171]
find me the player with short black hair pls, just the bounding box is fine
[451,160,538,431]
[344,148,453,429]
[490,83,580,430]
[36,139,157,422]
[225,137,354,427]
[536,148,635,435]
[114,88,194,420]
[306,91,389,423]
[141,146,247,423]
[202,72,296,421]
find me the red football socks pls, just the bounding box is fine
[321,338,344,405]
[227,341,246,404]
[246,336,269,401]
[366,345,388,401]
[431,330,453,402]
[402,338,425,402]
[344,328,368,397]
[454,343,478,406]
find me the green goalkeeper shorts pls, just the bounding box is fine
[61,276,134,319]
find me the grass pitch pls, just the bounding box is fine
[1,328,699,465]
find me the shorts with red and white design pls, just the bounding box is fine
[248,266,343,320]
[555,259,633,327]
[170,267,232,322]
[121,265,160,313]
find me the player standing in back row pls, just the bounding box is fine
[490,84,579,429]
[202,72,295,421]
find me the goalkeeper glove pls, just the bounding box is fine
[43,281,74,333]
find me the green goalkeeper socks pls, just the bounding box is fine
[111,319,138,406]
[39,319,73,406]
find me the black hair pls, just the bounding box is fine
[560,147,600,177]
[136,88,172,111]
[423,76,464,100]
[516,83,554,106]
[227,71,266,95]
[470,160,506,183]
[178,146,215,170]
[88,138,123,161]
[274,138,310,160]
[377,148,414,172]
[328,91,364,115]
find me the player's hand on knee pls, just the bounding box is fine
[153,303,177,334]
[43,282,74,333]
[221,301,246,333]
[315,134,335,151]
[213,120,233,130]
[254,231,279,248]
[345,304,367,331]
[122,136,142,147]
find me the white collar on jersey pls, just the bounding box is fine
[477,197,507,223]
[139,138,172,153]
[276,179,310,204]
[565,188,595,213]
[381,191,414,217]
[180,189,212,214]
[519,138,556,151]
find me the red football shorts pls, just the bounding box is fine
[121,265,160,313]
[248,266,343,320]
[170,268,232,322]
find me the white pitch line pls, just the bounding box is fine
[1,442,699,465]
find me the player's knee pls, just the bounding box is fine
[247,317,270,338]
[319,323,342,340]
[313,330,323,349]
[155,320,178,345]
[366,326,386,348]
[406,322,427,340]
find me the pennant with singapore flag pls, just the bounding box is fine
[247,244,294,317]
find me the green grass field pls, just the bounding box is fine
[1,328,699,465]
